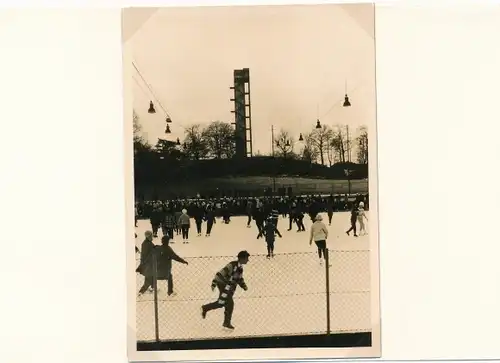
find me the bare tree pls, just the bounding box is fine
[322,129,336,167]
[300,132,319,163]
[331,125,353,163]
[356,125,369,164]
[133,110,141,138]
[274,129,296,159]
[202,121,235,159]
[133,110,152,152]
[182,124,209,160]
[309,124,334,166]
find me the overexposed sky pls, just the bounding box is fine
[125,4,376,154]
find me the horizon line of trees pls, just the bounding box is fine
[134,110,369,167]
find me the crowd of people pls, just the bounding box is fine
[135,194,368,236]
[135,193,369,330]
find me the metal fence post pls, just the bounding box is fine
[325,248,331,335]
[152,251,160,342]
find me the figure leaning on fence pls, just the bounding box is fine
[136,234,188,296]
[201,250,250,330]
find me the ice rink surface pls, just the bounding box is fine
[134,212,372,341]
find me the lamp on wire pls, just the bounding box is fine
[176,138,181,146]
[343,80,351,107]
[286,134,304,147]
[316,119,322,129]
[165,125,171,134]
[166,116,172,123]
[343,94,351,107]
[148,101,156,114]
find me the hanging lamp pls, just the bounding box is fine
[148,101,156,114]
[343,95,351,107]
[343,80,351,107]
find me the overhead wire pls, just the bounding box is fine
[132,61,172,119]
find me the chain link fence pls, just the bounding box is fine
[135,249,371,342]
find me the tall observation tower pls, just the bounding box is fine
[230,68,253,158]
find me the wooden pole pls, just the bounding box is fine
[325,248,331,335]
[152,251,160,342]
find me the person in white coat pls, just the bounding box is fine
[309,214,329,265]
[357,201,369,236]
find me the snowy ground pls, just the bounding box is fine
[134,212,372,341]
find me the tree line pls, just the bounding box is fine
[273,124,368,166]
[133,111,369,166]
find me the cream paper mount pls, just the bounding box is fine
[123,3,381,361]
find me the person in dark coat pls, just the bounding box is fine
[201,251,250,330]
[309,199,320,222]
[205,207,216,236]
[245,200,253,228]
[287,204,296,231]
[150,202,163,238]
[326,196,334,226]
[345,204,358,237]
[221,202,231,224]
[254,207,265,237]
[136,231,156,295]
[295,207,305,232]
[270,208,279,228]
[263,217,282,258]
[192,204,204,237]
[156,235,188,296]
[162,209,176,242]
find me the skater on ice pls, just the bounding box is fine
[262,216,282,258]
[204,206,216,237]
[178,208,191,243]
[357,201,368,236]
[162,209,176,242]
[136,233,188,296]
[326,196,334,226]
[155,235,189,296]
[136,231,156,295]
[309,214,329,265]
[201,250,250,330]
[346,204,358,237]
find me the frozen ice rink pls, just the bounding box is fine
[135,212,372,341]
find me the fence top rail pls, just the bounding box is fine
[135,249,370,260]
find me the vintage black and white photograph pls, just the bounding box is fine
[123,3,380,361]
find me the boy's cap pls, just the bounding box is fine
[237,250,250,259]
